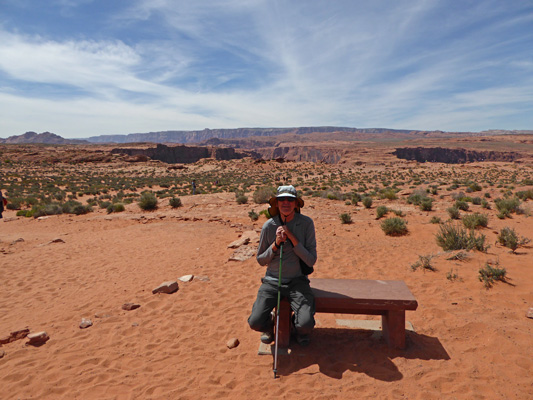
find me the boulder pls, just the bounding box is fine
[122,303,141,311]
[152,281,179,294]
[229,246,256,262]
[26,331,49,346]
[79,318,93,329]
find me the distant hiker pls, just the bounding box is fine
[192,180,196,195]
[248,185,317,346]
[0,190,4,218]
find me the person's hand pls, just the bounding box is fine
[275,226,287,245]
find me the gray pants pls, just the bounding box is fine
[248,275,315,336]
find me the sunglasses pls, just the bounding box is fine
[277,197,296,203]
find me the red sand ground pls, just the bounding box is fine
[1,184,532,399]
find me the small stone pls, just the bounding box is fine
[122,303,141,311]
[50,238,65,244]
[229,246,256,262]
[195,275,210,282]
[527,307,533,319]
[132,322,139,327]
[94,312,111,318]
[226,338,240,349]
[227,237,250,249]
[0,349,5,358]
[11,238,24,245]
[178,275,194,282]
[26,331,50,346]
[79,318,93,329]
[152,281,179,294]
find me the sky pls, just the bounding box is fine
[1,0,532,139]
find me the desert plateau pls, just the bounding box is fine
[1,133,533,399]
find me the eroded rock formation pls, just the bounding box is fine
[111,144,258,164]
[393,147,520,163]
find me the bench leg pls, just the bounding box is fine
[381,310,406,349]
[275,298,291,348]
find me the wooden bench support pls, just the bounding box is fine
[274,278,417,350]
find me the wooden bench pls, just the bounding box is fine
[276,278,418,349]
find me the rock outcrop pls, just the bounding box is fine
[393,147,521,164]
[111,144,259,164]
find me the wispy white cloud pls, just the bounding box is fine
[0,0,532,137]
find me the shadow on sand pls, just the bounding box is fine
[276,328,450,380]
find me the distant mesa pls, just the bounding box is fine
[0,131,88,145]
[393,147,521,163]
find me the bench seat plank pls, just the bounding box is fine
[310,278,418,313]
[275,278,418,350]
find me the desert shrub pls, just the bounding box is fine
[481,198,490,209]
[411,254,436,271]
[107,203,125,214]
[236,194,248,205]
[248,210,259,221]
[515,189,533,201]
[435,222,487,251]
[5,198,22,210]
[351,193,361,205]
[32,203,63,218]
[468,182,482,192]
[494,196,520,218]
[376,205,389,219]
[447,206,460,220]
[381,217,408,236]
[362,196,373,209]
[420,197,433,211]
[462,213,488,229]
[446,268,460,281]
[253,186,276,204]
[169,197,182,208]
[430,216,442,224]
[16,209,31,217]
[339,213,352,224]
[138,192,158,211]
[379,188,398,200]
[497,227,530,253]
[472,196,482,205]
[389,209,405,217]
[99,201,112,209]
[407,190,428,205]
[455,200,469,211]
[478,262,507,288]
[259,209,271,219]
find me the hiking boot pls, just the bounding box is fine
[296,334,310,347]
[260,330,274,344]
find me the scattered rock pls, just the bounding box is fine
[152,281,179,294]
[122,303,141,311]
[227,237,250,249]
[229,246,256,262]
[10,238,24,245]
[527,307,533,319]
[79,318,93,329]
[26,331,50,346]
[48,238,65,244]
[37,216,50,221]
[178,274,194,282]
[0,328,30,345]
[226,338,240,349]
[94,312,111,318]
[2,217,18,222]
[0,349,5,358]
[132,322,139,327]
[195,275,210,282]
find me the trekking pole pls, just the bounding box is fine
[273,242,283,379]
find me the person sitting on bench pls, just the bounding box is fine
[248,185,317,346]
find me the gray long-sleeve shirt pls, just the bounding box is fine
[256,213,317,283]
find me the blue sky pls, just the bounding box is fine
[1,0,532,138]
